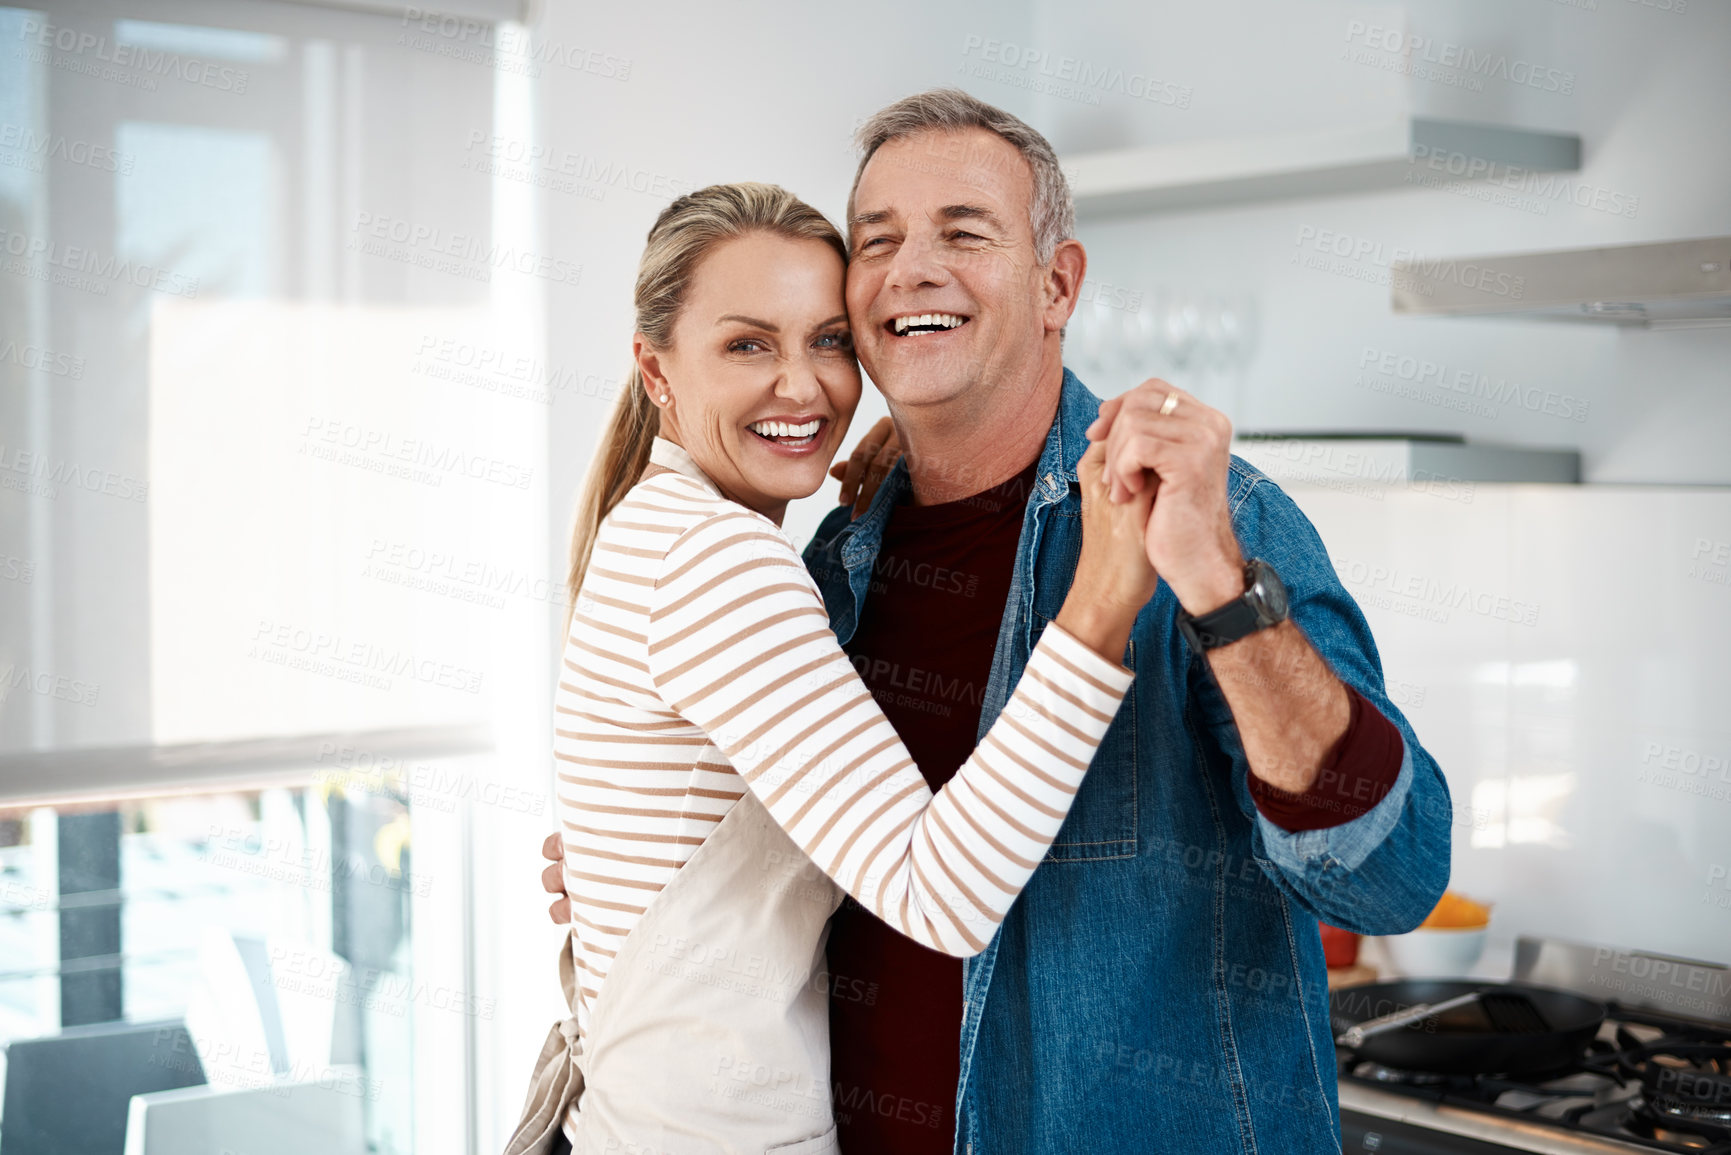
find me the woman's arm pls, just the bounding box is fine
[645,508,1134,957]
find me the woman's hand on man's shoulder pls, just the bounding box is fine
[542,831,569,925]
[827,416,900,518]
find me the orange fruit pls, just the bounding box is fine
[1419,890,1491,929]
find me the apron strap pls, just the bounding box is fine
[502,936,585,1155]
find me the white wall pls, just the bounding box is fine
[1030,0,1731,482]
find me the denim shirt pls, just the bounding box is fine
[804,370,1452,1155]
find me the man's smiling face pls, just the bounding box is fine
[845,127,1054,414]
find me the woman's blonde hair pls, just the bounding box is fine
[563,182,848,634]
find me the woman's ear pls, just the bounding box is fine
[634,333,672,406]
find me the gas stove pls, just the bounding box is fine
[1337,938,1731,1154]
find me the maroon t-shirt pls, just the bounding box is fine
[828,460,1038,1154]
[824,460,1404,1152]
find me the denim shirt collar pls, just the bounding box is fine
[1034,365,1104,495]
[836,368,1100,558]
[819,369,1101,647]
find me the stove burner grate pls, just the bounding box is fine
[1339,1004,1731,1152]
[1624,1038,1731,1143]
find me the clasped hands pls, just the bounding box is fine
[831,378,1247,618]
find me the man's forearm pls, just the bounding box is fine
[1204,620,1350,794]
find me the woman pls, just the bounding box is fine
[507,183,1156,1155]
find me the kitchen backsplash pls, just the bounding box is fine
[1277,480,1731,966]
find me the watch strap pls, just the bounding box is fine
[1178,559,1287,651]
[1181,592,1267,651]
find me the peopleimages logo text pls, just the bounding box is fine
[1294,226,1526,300]
[960,36,1192,108]
[1358,346,1590,423]
[300,416,535,491]
[1342,21,1575,94]
[0,227,200,298]
[0,123,134,175]
[0,443,149,502]
[17,17,250,93]
[398,8,631,79]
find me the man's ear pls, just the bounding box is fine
[1044,238,1087,335]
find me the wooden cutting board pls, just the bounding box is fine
[1327,964,1378,990]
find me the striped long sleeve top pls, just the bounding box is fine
[555,437,1133,1034]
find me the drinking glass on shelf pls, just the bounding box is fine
[1158,291,1202,373]
[1191,297,1226,406]
[1100,300,1139,389]
[1215,292,1258,427]
[1122,298,1159,385]
[1082,302,1109,384]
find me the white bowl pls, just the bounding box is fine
[1380,927,1488,978]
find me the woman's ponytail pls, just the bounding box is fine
[562,367,658,636]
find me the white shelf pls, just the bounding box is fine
[1231,437,1580,485]
[1066,117,1581,219]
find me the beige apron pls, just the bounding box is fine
[505,789,845,1155]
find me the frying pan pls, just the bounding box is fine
[1329,980,1607,1076]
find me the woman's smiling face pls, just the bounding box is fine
[638,231,861,524]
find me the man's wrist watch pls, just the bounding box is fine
[1177,559,1290,652]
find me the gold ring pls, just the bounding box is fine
[1159,392,1180,417]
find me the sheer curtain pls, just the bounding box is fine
[0,2,552,1150]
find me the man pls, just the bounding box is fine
[543,89,1450,1154]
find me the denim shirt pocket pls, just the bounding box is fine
[1033,609,1139,861]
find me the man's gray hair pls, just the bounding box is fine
[849,88,1075,265]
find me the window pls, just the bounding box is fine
[0,2,550,1150]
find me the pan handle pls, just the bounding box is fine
[1336,991,1483,1049]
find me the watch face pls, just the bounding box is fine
[1250,560,1289,620]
